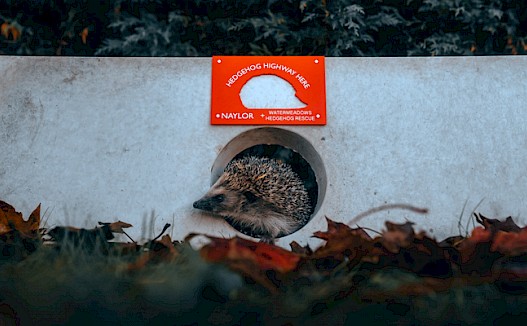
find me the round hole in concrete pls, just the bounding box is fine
[211,127,326,238]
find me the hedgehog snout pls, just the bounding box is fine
[192,199,210,211]
[193,194,225,212]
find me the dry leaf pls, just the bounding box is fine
[380,221,416,253]
[0,201,40,237]
[312,217,373,266]
[200,236,300,273]
[475,213,521,233]
[128,234,179,271]
[80,27,89,44]
[0,22,21,41]
[198,236,302,292]
[0,22,9,38]
[492,229,527,256]
[289,240,312,255]
[98,220,133,234]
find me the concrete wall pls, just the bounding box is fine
[1,56,526,247]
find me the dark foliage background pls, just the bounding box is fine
[1,0,526,56]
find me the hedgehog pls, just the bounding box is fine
[193,156,312,241]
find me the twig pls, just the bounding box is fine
[356,225,382,236]
[348,204,428,226]
[458,199,469,236]
[153,223,171,241]
[467,198,485,234]
[121,230,136,243]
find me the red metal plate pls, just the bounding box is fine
[211,56,326,125]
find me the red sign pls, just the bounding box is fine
[211,56,326,125]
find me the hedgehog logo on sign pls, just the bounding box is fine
[239,75,307,109]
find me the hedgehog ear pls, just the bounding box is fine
[243,191,258,203]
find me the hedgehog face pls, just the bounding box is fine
[193,173,296,238]
[192,175,250,217]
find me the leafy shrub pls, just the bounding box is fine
[1,0,526,56]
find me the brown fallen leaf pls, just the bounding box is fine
[474,213,521,233]
[312,218,372,259]
[47,225,114,249]
[191,236,302,292]
[456,227,496,275]
[380,221,416,253]
[0,201,40,237]
[455,222,527,275]
[79,27,89,44]
[361,221,454,277]
[128,234,179,271]
[0,22,21,41]
[492,228,527,256]
[200,236,301,273]
[98,220,133,234]
[462,221,527,257]
[289,240,312,255]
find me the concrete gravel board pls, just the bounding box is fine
[1,56,526,247]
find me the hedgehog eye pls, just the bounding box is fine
[243,191,258,203]
[211,194,225,203]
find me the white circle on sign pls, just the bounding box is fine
[216,114,220,118]
[314,59,319,64]
[217,59,222,64]
[316,114,320,118]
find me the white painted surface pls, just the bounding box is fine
[240,75,307,108]
[1,56,526,247]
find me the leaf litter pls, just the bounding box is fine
[1,199,527,324]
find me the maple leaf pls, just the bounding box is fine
[0,201,40,237]
[366,221,454,277]
[311,218,374,271]
[98,220,132,233]
[474,213,521,233]
[289,240,312,255]
[200,236,300,273]
[193,235,301,292]
[48,220,136,254]
[47,225,114,247]
[379,221,416,253]
[457,215,527,275]
[0,22,21,41]
[457,227,501,275]
[491,229,527,256]
[110,220,133,233]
